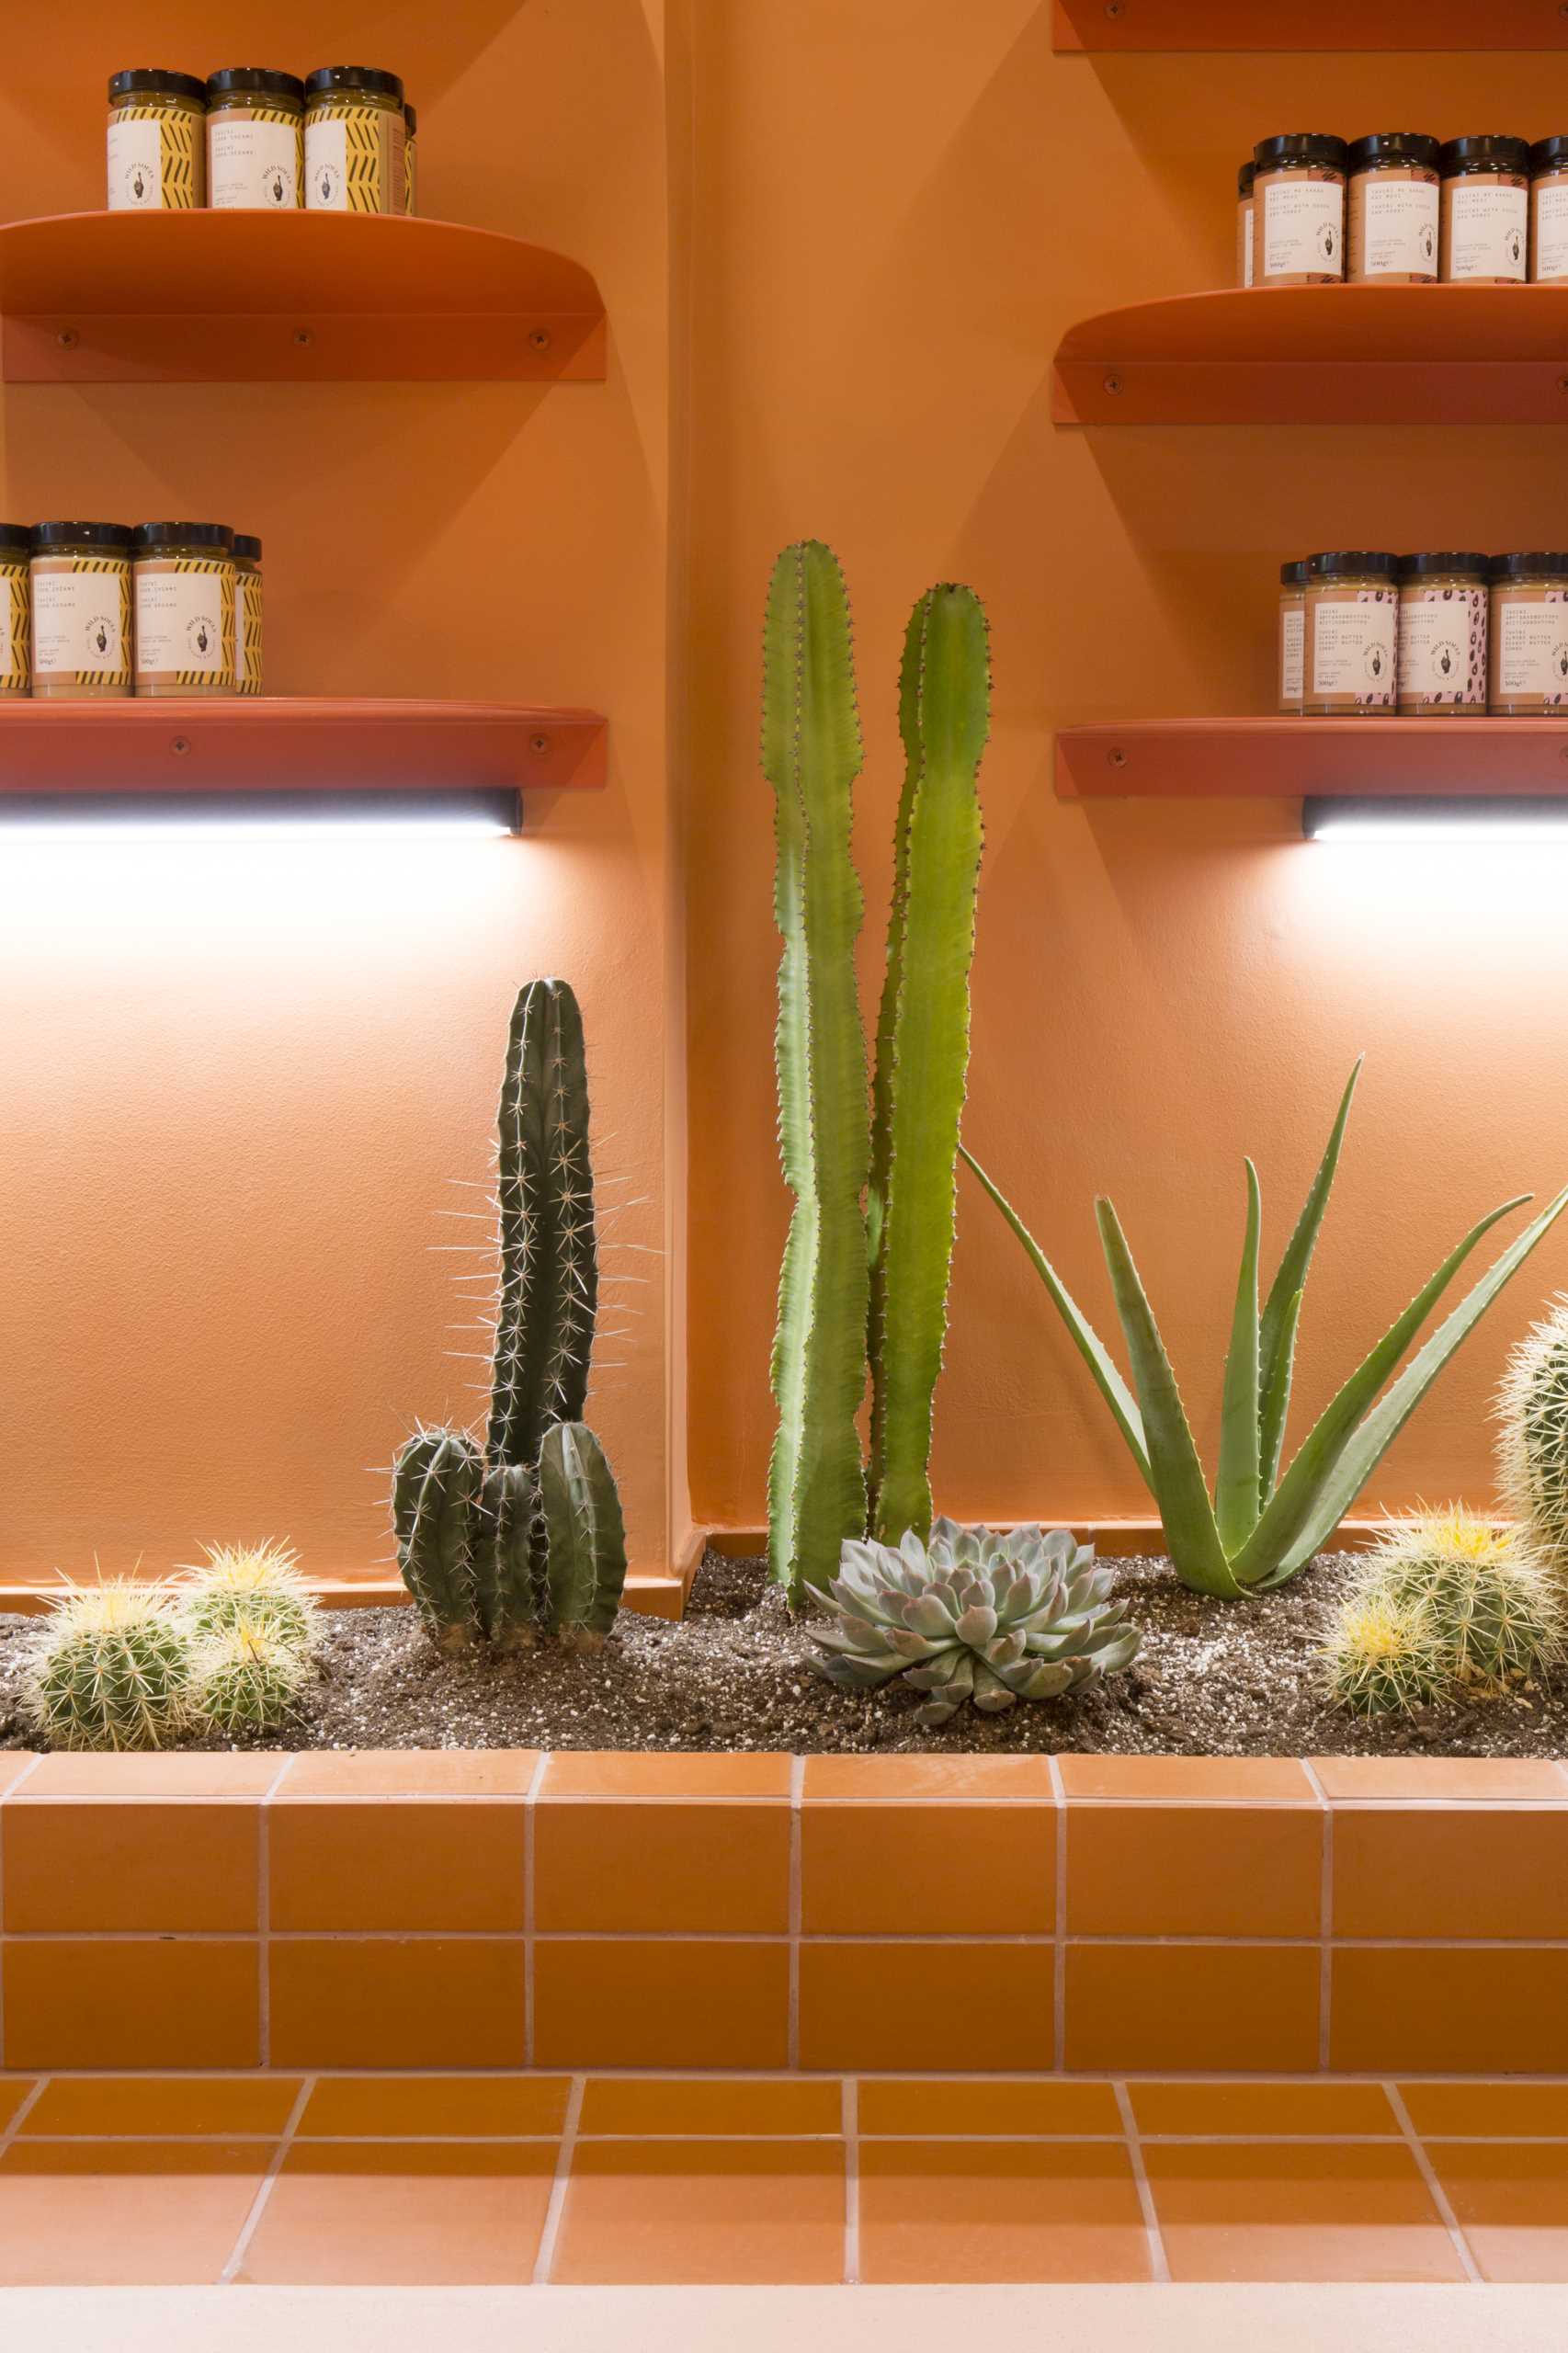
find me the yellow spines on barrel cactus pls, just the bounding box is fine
[867,584,988,1548]
[764,541,871,1600]
[27,1582,192,1751]
[1497,1299,1568,1576]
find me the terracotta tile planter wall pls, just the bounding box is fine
[3,1748,1567,2077]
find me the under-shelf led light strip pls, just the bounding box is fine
[1304,794,1568,842]
[0,789,522,835]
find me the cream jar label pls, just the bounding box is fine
[1280,606,1304,700]
[1312,597,1395,702]
[1447,179,1528,278]
[1400,589,1486,705]
[1537,181,1568,279]
[1244,207,1255,286]
[32,563,131,681]
[135,563,233,691]
[1357,176,1438,277]
[107,114,163,210]
[210,114,301,210]
[1497,596,1568,703]
[306,106,404,212]
[1262,178,1343,278]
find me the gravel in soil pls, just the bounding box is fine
[1,1548,1563,1756]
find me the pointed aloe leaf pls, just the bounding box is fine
[959,1146,1151,1487]
[1215,1160,1263,1555]
[1096,1198,1242,1597]
[1257,1060,1362,1496]
[1253,1185,1568,1587]
[1229,1192,1531,1587]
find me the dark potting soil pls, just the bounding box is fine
[1,1548,1563,1756]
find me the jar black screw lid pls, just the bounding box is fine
[1531,135,1568,172]
[1491,551,1568,579]
[131,523,234,552]
[1438,135,1531,174]
[108,69,208,105]
[1279,560,1311,585]
[207,68,306,103]
[303,66,404,104]
[1397,552,1491,578]
[232,534,263,563]
[0,524,31,555]
[1346,132,1441,172]
[1308,551,1399,580]
[1254,134,1348,172]
[29,521,133,552]
[1238,160,1256,196]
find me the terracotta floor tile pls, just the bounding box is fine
[1065,1801,1321,1937]
[535,1799,790,1933]
[1331,1949,1568,2074]
[0,2140,272,2285]
[1333,1803,1568,1938]
[21,2075,300,2138]
[268,1938,526,2070]
[276,1751,539,1798]
[0,2076,37,2131]
[1064,1944,1320,2074]
[542,1752,792,1799]
[579,2076,842,2136]
[18,1753,283,1798]
[1131,2081,1397,2137]
[2,1940,260,2070]
[237,2142,557,2285]
[1311,1757,1568,1803]
[551,2139,845,2284]
[802,1756,1052,1801]
[4,1799,260,1933]
[1058,1757,1315,1803]
[533,1939,789,2070]
[858,2139,1151,2283]
[858,2079,1122,2137]
[268,1798,527,1932]
[800,1942,1053,2073]
[1426,2143,1568,2281]
[1402,2082,1568,2138]
[801,1799,1052,1936]
[1144,2142,1467,2283]
[300,2075,571,2138]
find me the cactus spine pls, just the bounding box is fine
[28,1584,193,1752]
[1324,1507,1565,1714]
[392,1426,486,1652]
[1497,1300,1568,1575]
[539,1420,629,1645]
[867,585,988,1547]
[764,542,872,1598]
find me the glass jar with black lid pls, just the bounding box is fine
[233,535,264,696]
[1254,134,1347,285]
[1303,551,1397,717]
[1490,553,1568,713]
[1346,134,1439,283]
[132,523,234,699]
[29,523,133,701]
[1530,137,1568,282]
[107,69,206,210]
[1396,553,1488,716]
[207,69,304,210]
[1440,136,1530,282]
[304,67,406,213]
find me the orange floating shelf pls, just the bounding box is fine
[1053,283,1568,426]
[1053,0,1567,47]
[0,210,606,382]
[1056,719,1568,801]
[0,698,608,795]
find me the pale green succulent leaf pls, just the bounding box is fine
[1215,1158,1264,1554]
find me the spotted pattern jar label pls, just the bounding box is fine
[1399,585,1487,710]
[1492,586,1568,710]
[1309,588,1396,710]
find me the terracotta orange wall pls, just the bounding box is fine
[684,5,1568,1531]
[0,2,692,1584]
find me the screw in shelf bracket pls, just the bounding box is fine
[1108,747,1129,769]
[170,737,190,757]
[1105,1,1124,15]
[1103,372,1123,396]
[1558,376,1568,393]
[1559,744,1568,761]
[293,328,314,347]
[528,327,552,352]
[529,733,551,756]
[56,328,78,350]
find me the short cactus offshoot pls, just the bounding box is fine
[1324,1508,1565,1715]
[1497,1300,1568,1576]
[813,1518,1140,1726]
[176,1540,318,1654]
[187,1618,309,1737]
[28,1583,192,1752]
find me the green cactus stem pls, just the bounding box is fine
[392,1426,485,1651]
[488,1461,547,1649]
[764,540,871,1601]
[1498,1301,1568,1576]
[867,584,988,1547]
[539,1420,628,1646]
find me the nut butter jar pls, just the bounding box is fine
[233,535,264,696]
[0,524,29,697]
[1255,135,1347,285]
[1278,560,1308,712]
[107,69,206,210]
[1489,553,1568,713]
[1237,161,1256,287]
[1440,136,1529,281]
[1396,553,1488,716]
[1346,133,1439,283]
[404,103,418,215]
[1530,136,1568,281]
[1303,552,1398,717]
[305,67,405,213]
[132,523,234,699]
[29,523,133,701]
[207,69,304,210]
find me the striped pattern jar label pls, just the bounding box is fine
[135,557,235,696]
[0,558,28,694]
[305,101,405,213]
[236,567,264,695]
[108,102,205,210]
[30,557,133,698]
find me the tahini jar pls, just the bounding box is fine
[29,523,133,701]
[107,70,206,210]
[132,523,234,699]
[1489,553,1568,713]
[0,526,29,697]
[1346,133,1439,282]
[404,103,418,215]
[206,70,303,210]
[1254,135,1347,285]
[1530,137,1568,282]
[1396,553,1488,716]
[1237,162,1256,287]
[1303,552,1397,717]
[1278,561,1308,712]
[233,535,264,696]
[304,67,405,213]
[1440,135,1529,282]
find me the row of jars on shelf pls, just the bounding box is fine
[1238,133,1568,287]
[1278,551,1566,716]
[0,524,263,700]
[108,67,415,218]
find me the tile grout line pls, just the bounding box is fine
[523,1751,548,2071]
[257,1756,295,2070]
[1047,1756,1067,2071]
[788,1756,804,2071]
[532,2074,585,2285]
[0,1756,45,2067]
[1300,1759,1333,2069]
[0,2075,49,2162]
[842,2075,860,2285]
[216,2072,314,2286]
[1385,2080,1483,2285]
[1113,2077,1170,2284]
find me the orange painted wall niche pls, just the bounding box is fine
[683,2,1568,1537]
[0,0,693,1591]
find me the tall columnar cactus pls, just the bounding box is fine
[867,585,988,1547]
[538,1420,629,1646]
[1497,1301,1568,1575]
[764,542,872,1598]
[392,1425,486,1652]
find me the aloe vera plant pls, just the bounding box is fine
[963,1062,1568,1596]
